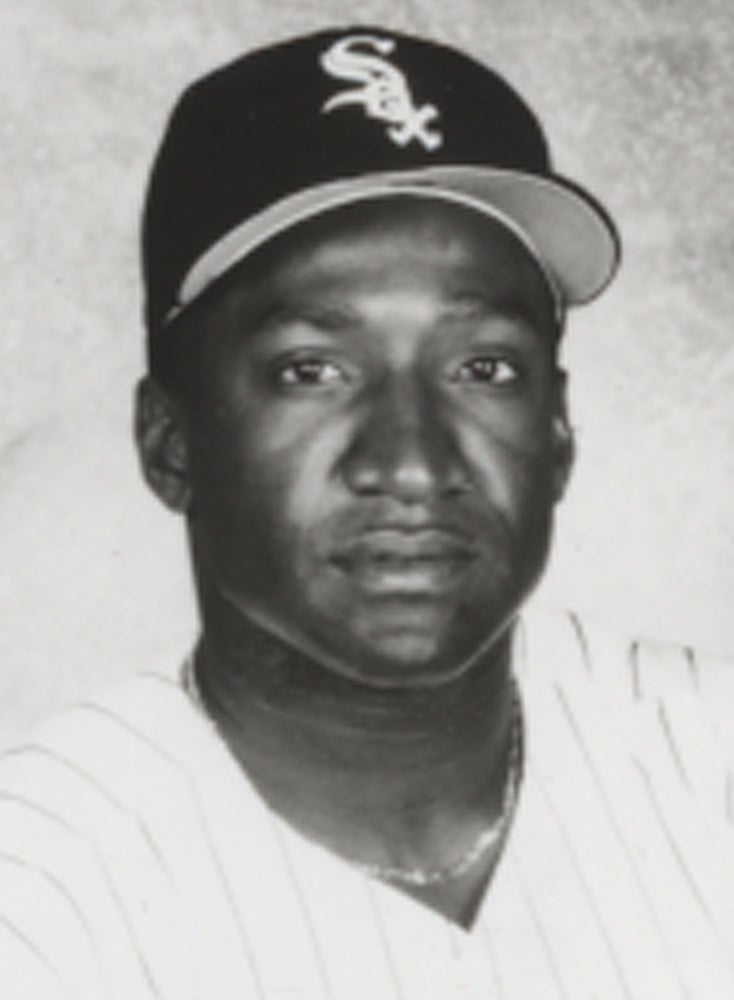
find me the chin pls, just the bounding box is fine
[328,580,529,688]
[348,641,459,689]
[325,617,506,690]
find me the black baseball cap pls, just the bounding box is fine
[142,26,620,335]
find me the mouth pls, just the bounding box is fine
[330,528,478,595]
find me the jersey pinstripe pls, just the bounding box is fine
[0,608,732,999]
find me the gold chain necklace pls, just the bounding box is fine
[181,656,524,887]
[348,680,523,886]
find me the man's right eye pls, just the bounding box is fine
[271,358,347,387]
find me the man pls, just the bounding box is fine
[0,25,732,1000]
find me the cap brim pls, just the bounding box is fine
[174,165,620,320]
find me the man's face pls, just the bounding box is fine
[152,199,571,688]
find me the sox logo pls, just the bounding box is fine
[320,34,443,151]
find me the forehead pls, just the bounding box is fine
[254,197,547,282]
[182,196,561,343]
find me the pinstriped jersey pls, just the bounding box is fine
[0,608,732,999]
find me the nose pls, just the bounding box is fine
[339,377,471,503]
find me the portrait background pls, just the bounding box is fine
[2,0,733,744]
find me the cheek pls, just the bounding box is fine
[458,409,559,515]
[279,420,352,528]
[220,390,355,528]
[187,405,349,553]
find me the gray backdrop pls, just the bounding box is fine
[2,0,733,744]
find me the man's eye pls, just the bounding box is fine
[453,357,520,386]
[273,358,346,386]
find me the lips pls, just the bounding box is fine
[331,528,477,594]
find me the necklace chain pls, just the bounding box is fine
[181,656,524,887]
[351,679,523,886]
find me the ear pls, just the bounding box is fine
[134,377,191,512]
[551,369,574,502]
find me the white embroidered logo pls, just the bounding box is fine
[320,34,443,151]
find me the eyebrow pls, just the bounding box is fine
[438,291,549,327]
[232,303,362,353]
[233,288,555,347]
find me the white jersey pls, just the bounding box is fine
[0,609,732,999]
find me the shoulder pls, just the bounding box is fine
[0,671,201,878]
[518,604,733,707]
[0,671,195,809]
[0,670,233,999]
[517,604,734,815]
[506,608,734,993]
[0,668,228,910]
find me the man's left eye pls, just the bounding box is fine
[273,358,346,386]
[452,357,520,386]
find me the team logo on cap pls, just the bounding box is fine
[320,34,443,151]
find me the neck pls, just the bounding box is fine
[191,603,519,865]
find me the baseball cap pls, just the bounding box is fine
[142,26,620,335]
